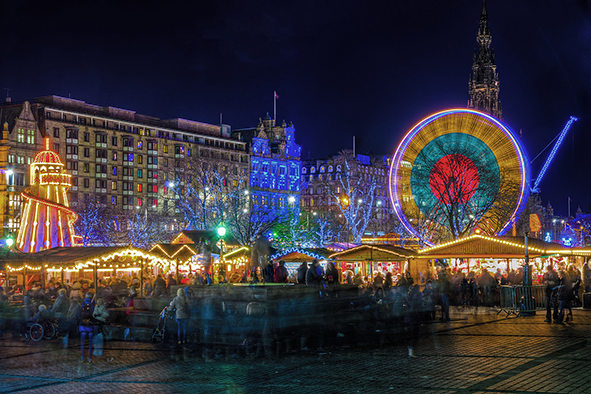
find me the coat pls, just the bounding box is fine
[169,295,189,319]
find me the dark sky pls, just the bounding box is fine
[1,0,590,216]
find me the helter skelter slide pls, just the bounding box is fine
[16,137,79,253]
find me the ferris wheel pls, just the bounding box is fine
[389,109,530,246]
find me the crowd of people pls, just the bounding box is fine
[1,260,589,360]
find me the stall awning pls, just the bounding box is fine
[271,248,334,262]
[416,234,580,259]
[3,246,175,272]
[329,244,416,262]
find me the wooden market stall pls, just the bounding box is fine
[328,244,416,281]
[414,234,591,282]
[1,246,174,297]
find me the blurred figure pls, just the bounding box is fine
[274,260,289,283]
[78,293,95,362]
[296,262,308,284]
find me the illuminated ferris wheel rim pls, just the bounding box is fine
[388,108,530,244]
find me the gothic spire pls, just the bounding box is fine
[468,0,502,119]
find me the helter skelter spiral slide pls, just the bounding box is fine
[389,109,531,246]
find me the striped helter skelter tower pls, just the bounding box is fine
[16,137,78,252]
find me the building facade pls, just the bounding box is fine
[467,0,502,120]
[232,115,302,222]
[0,95,250,238]
[301,152,392,241]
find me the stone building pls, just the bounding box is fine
[0,95,250,237]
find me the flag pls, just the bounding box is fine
[274,91,279,99]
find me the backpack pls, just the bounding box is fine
[79,302,93,323]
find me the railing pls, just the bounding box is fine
[499,285,545,317]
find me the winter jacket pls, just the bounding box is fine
[168,295,190,319]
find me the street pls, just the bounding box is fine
[1,308,590,393]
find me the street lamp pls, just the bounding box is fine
[217,225,227,278]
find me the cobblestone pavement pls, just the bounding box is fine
[1,308,590,393]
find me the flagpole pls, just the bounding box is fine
[273,91,277,125]
[568,197,571,218]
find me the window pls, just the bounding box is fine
[123,168,134,177]
[163,158,168,167]
[124,153,134,162]
[175,146,185,155]
[112,181,117,190]
[95,179,106,188]
[66,145,78,155]
[113,166,117,176]
[66,129,78,139]
[53,127,60,138]
[66,161,78,170]
[96,164,107,174]
[123,138,133,147]
[112,151,117,161]
[83,163,89,173]
[95,134,107,143]
[163,145,168,153]
[148,141,157,150]
[151,185,157,193]
[138,155,143,164]
[148,156,158,165]
[17,128,24,143]
[72,177,78,186]
[137,169,143,178]
[112,136,118,146]
[137,198,142,206]
[112,196,117,205]
[27,130,34,144]
[84,132,90,142]
[151,198,157,207]
[84,178,89,188]
[137,184,142,192]
[95,149,107,159]
[137,141,143,149]
[53,143,59,152]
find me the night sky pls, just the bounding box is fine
[1,0,589,216]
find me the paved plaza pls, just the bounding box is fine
[1,308,591,393]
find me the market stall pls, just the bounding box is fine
[328,244,416,282]
[2,246,174,296]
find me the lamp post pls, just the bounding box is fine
[340,196,350,247]
[217,224,226,278]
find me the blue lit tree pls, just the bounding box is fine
[73,200,114,246]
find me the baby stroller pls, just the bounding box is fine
[152,307,172,343]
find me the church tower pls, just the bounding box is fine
[468,0,502,120]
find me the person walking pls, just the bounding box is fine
[296,262,308,284]
[168,287,190,345]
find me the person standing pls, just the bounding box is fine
[168,287,189,345]
[543,265,559,323]
[274,260,289,283]
[51,289,70,338]
[78,293,95,363]
[437,267,452,322]
[296,262,308,284]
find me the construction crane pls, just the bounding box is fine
[531,116,578,194]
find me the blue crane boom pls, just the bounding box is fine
[531,116,578,193]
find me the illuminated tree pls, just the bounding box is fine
[74,200,114,246]
[324,150,379,244]
[410,139,521,242]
